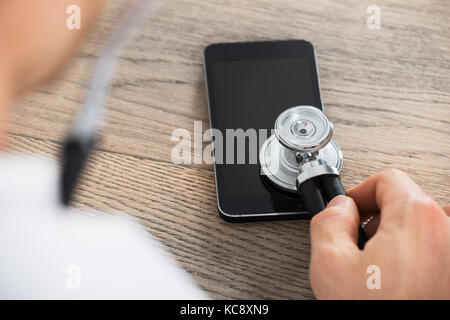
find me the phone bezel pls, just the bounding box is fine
[203,40,324,221]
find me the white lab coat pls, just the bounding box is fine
[0,154,206,299]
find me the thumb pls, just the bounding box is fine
[310,195,361,252]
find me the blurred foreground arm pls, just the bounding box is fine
[309,169,450,299]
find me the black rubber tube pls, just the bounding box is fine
[318,174,368,250]
[297,178,326,216]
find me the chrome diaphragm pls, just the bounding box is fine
[260,106,343,192]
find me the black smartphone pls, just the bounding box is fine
[204,40,323,222]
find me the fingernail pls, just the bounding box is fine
[327,195,348,208]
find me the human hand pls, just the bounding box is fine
[309,169,450,299]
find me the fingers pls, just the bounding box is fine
[310,195,361,253]
[347,169,426,222]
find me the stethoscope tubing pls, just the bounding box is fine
[60,0,164,205]
[297,174,368,249]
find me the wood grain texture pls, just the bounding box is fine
[6,0,449,299]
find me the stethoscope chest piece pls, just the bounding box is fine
[260,106,343,192]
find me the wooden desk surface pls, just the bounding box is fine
[8,0,449,299]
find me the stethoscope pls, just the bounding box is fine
[58,0,367,249]
[60,0,162,205]
[260,106,367,248]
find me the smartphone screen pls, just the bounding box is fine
[204,40,323,220]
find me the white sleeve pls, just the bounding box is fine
[0,155,207,299]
